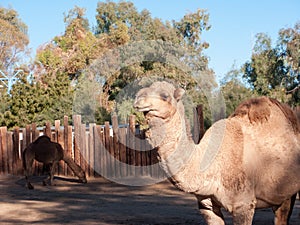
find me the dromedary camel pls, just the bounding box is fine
[23,135,87,189]
[134,81,300,225]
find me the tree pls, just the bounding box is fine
[243,33,286,96]
[0,7,29,74]
[278,22,300,104]
[37,6,105,80]
[242,22,300,105]
[94,1,214,122]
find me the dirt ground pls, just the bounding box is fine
[0,175,299,225]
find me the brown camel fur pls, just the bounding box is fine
[134,81,300,225]
[22,135,87,189]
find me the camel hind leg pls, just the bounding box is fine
[42,162,58,186]
[273,195,296,225]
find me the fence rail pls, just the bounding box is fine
[0,106,204,180]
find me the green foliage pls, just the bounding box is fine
[0,7,29,73]
[241,22,300,106]
[2,72,73,128]
[220,65,253,117]
[94,1,214,123]
[1,2,216,129]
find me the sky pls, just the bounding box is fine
[1,0,299,81]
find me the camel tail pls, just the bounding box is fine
[63,155,87,183]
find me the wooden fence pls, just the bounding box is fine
[0,106,205,180]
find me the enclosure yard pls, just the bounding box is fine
[0,175,299,225]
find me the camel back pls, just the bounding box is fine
[230,97,300,133]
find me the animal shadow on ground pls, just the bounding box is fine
[0,175,299,225]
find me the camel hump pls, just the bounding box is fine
[33,135,51,144]
[230,97,300,132]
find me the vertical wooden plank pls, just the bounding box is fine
[104,121,111,178]
[45,121,52,139]
[12,127,21,175]
[109,135,114,177]
[67,125,73,176]
[30,123,39,175]
[0,127,8,174]
[57,129,64,175]
[25,124,31,147]
[94,125,102,177]
[145,134,153,176]
[112,114,120,178]
[193,104,204,144]
[80,123,87,174]
[45,122,53,175]
[58,121,65,176]
[128,115,136,176]
[151,148,159,179]
[31,123,38,141]
[20,129,26,162]
[54,120,62,175]
[135,130,142,176]
[54,120,60,142]
[0,128,2,174]
[73,115,81,166]
[7,132,13,174]
[119,128,127,177]
[63,116,69,176]
[89,123,95,177]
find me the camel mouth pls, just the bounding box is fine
[135,106,151,112]
[135,107,156,118]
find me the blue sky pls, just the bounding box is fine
[1,0,299,81]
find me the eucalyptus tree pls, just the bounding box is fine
[0,7,29,74]
[242,22,300,105]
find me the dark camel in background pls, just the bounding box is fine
[22,135,87,189]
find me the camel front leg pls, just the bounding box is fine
[273,195,296,225]
[197,197,225,225]
[232,202,255,225]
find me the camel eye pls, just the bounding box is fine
[160,92,170,101]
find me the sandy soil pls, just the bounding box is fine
[0,175,299,225]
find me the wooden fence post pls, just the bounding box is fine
[94,125,103,177]
[13,127,21,175]
[104,121,112,177]
[73,115,82,166]
[88,123,96,177]
[80,123,87,174]
[7,132,13,174]
[112,114,120,178]
[63,116,70,176]
[119,127,127,177]
[67,125,73,176]
[128,115,136,176]
[0,127,8,174]
[45,121,52,139]
[193,104,204,144]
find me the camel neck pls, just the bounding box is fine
[149,109,214,194]
[149,110,199,184]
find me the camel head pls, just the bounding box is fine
[78,171,87,183]
[134,81,185,120]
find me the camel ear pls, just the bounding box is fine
[174,88,185,101]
